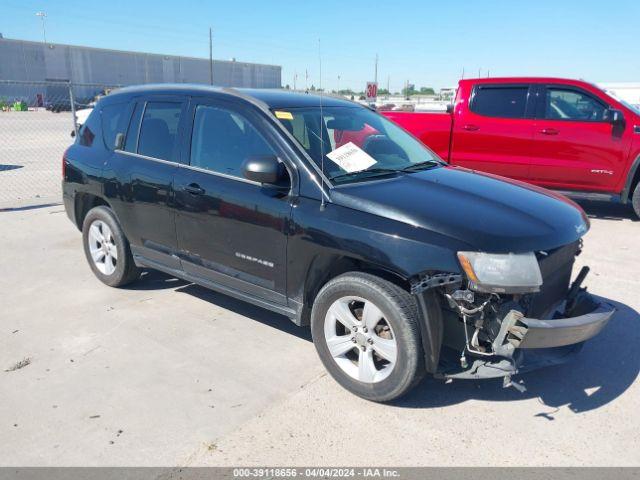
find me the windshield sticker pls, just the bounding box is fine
[274,110,293,120]
[326,142,377,173]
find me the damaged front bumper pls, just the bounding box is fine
[441,293,615,381]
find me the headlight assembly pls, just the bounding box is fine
[457,251,543,294]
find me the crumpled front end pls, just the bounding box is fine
[414,241,615,388]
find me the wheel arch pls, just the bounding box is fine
[298,254,411,326]
[621,153,640,203]
[74,193,112,230]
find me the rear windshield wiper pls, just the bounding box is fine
[330,167,400,183]
[400,160,441,172]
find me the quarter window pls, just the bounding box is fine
[471,86,529,118]
[101,102,126,150]
[544,88,606,121]
[190,105,276,178]
[137,102,182,161]
[78,108,100,147]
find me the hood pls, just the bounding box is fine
[330,166,589,253]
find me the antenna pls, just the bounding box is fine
[318,38,326,211]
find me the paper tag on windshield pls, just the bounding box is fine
[326,142,377,173]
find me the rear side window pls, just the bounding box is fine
[544,88,606,121]
[78,109,100,147]
[101,102,127,150]
[471,86,529,118]
[190,104,275,178]
[137,102,182,161]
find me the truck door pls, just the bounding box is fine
[450,83,535,181]
[173,98,294,305]
[529,84,628,192]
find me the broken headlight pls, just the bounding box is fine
[457,251,543,294]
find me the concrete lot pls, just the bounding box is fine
[0,111,73,207]
[0,201,638,467]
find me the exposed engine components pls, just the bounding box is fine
[444,291,500,368]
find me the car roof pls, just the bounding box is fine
[106,83,359,109]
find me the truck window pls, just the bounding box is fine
[471,86,529,118]
[544,88,606,121]
[137,102,182,162]
[190,104,276,178]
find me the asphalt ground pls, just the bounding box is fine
[0,201,638,466]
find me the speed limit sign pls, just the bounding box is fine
[366,82,378,102]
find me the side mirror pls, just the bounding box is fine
[604,108,624,125]
[242,155,284,185]
[114,132,125,150]
[446,104,454,114]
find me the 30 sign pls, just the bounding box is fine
[366,82,378,102]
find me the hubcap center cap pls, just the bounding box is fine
[355,332,368,346]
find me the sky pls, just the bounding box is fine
[1,0,638,92]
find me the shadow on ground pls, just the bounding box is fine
[576,200,637,222]
[175,283,312,342]
[133,271,638,415]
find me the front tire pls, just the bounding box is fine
[82,206,140,287]
[311,272,424,402]
[632,183,640,219]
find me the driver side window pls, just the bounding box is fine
[190,104,276,178]
[544,88,607,122]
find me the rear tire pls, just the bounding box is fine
[632,183,640,219]
[311,272,424,402]
[82,206,140,287]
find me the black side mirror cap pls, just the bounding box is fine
[242,155,283,184]
[446,104,454,114]
[604,108,624,125]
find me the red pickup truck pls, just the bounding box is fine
[382,77,640,218]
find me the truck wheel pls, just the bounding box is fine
[82,206,140,287]
[311,272,424,402]
[632,183,640,219]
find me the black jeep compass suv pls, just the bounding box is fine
[62,84,614,401]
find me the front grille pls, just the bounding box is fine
[526,242,579,318]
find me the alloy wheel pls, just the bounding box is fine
[87,219,118,275]
[323,296,397,383]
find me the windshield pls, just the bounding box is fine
[273,106,442,184]
[604,89,640,116]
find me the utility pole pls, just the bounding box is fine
[374,53,378,85]
[337,75,340,93]
[293,72,297,90]
[387,75,390,96]
[305,69,308,91]
[209,27,213,86]
[35,11,47,44]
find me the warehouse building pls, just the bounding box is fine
[0,37,282,104]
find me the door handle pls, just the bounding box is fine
[184,183,205,195]
[539,128,559,135]
[463,124,479,131]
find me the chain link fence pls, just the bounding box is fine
[0,80,122,208]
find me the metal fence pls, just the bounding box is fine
[0,80,121,207]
